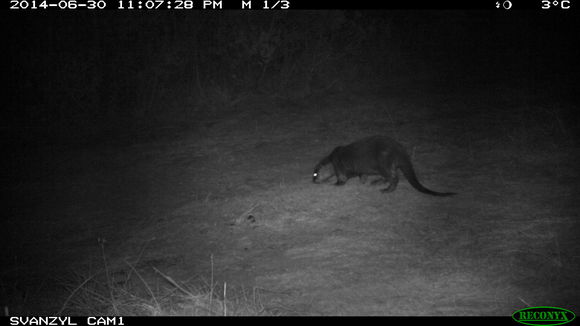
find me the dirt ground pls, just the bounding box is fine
[3,83,580,315]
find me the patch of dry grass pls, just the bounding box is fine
[56,246,275,316]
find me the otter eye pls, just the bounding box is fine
[313,172,318,177]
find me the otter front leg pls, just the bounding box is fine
[335,173,348,186]
[332,164,348,185]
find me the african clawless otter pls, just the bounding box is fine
[313,135,456,196]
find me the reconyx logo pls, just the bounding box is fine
[512,306,576,326]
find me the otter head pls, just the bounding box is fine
[313,146,343,184]
[312,163,335,184]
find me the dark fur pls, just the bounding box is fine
[313,135,456,196]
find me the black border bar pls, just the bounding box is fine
[0,316,519,326]
[4,0,553,10]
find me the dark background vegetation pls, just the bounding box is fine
[6,11,578,150]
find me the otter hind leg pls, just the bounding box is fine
[371,177,387,185]
[377,153,399,193]
[380,173,399,193]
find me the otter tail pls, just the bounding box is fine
[398,155,456,197]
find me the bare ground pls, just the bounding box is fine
[3,85,580,315]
